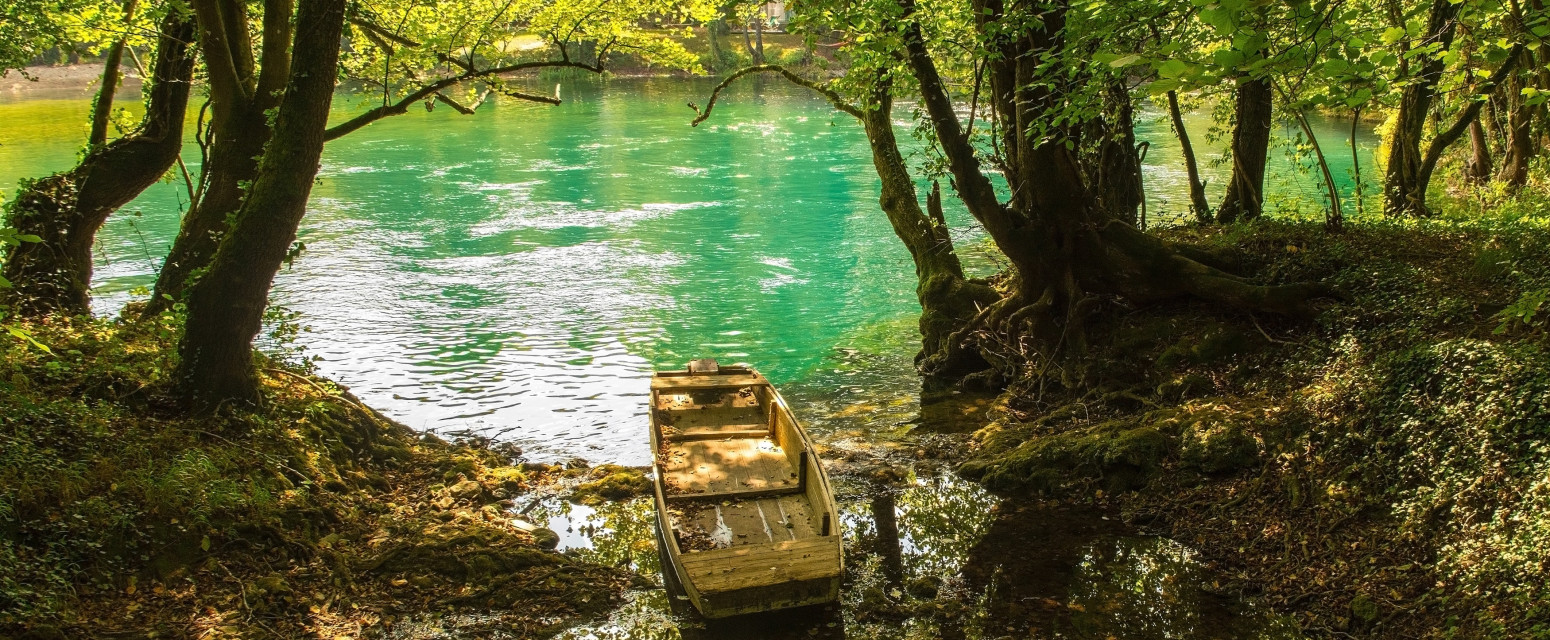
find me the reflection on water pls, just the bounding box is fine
[551,454,1299,640]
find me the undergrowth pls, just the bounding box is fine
[961,198,1550,637]
[0,314,631,638]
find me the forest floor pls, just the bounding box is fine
[960,192,1550,638]
[0,316,649,639]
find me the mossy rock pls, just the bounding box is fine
[975,419,1172,494]
[570,465,649,505]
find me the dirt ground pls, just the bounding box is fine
[2,64,140,100]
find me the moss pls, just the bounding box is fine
[0,316,631,636]
[971,418,1171,494]
[569,465,650,505]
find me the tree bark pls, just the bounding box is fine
[1382,0,1462,216]
[1166,90,1210,223]
[176,0,347,408]
[1465,118,1493,184]
[145,0,292,315]
[856,83,997,377]
[1216,74,1272,223]
[1,12,197,316]
[1087,81,1143,227]
[1497,50,1533,188]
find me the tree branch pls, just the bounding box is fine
[1418,44,1524,187]
[349,16,423,49]
[324,60,593,141]
[689,64,861,126]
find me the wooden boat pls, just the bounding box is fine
[649,359,842,618]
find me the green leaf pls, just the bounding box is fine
[1158,59,1191,79]
[1381,27,1406,45]
[1212,49,1244,69]
[1107,54,1142,68]
[16,234,40,243]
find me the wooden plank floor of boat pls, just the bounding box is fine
[669,493,820,549]
[660,437,799,495]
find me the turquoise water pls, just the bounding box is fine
[0,77,1376,464]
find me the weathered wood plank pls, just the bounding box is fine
[680,537,842,593]
[651,374,765,390]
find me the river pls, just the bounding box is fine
[1,75,1351,638]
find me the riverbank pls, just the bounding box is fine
[960,187,1550,638]
[0,316,639,638]
[1,64,137,101]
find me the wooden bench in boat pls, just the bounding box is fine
[650,359,842,618]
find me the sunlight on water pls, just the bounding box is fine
[0,78,1372,467]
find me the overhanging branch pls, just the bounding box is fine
[689,64,861,126]
[324,60,597,141]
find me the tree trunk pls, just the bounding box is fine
[708,18,728,70]
[1216,75,1272,223]
[1087,81,1143,227]
[856,83,997,377]
[88,0,138,148]
[1497,50,1533,188]
[145,0,292,316]
[177,0,347,409]
[1382,0,1462,216]
[1,13,197,316]
[1166,90,1210,223]
[902,0,1329,383]
[1465,118,1493,184]
[754,8,765,64]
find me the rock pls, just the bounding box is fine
[532,528,561,549]
[449,479,483,501]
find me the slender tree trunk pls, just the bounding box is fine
[1088,81,1143,227]
[1166,90,1210,223]
[708,18,727,70]
[88,0,138,148]
[1,13,197,316]
[1351,108,1368,214]
[1216,74,1272,223]
[1383,0,1462,216]
[754,8,765,64]
[177,0,347,408]
[1466,118,1493,184]
[742,21,757,62]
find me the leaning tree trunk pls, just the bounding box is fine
[856,83,998,378]
[1166,90,1211,223]
[904,0,1329,383]
[177,0,347,409]
[0,13,197,316]
[144,0,292,316]
[691,64,998,378]
[1383,0,1462,216]
[1216,74,1272,223]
